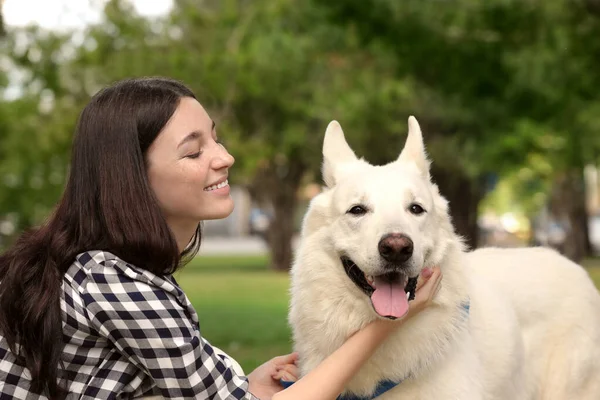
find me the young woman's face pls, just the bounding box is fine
[146,97,235,226]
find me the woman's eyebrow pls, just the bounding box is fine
[177,121,216,148]
[177,131,201,149]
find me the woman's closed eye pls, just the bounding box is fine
[185,151,202,159]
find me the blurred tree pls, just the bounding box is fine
[0,0,5,37]
[0,23,77,240]
[493,1,600,261]
[2,0,599,264]
[0,0,407,270]
[168,0,410,270]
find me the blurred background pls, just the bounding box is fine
[1,0,600,371]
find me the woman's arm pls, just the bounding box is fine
[265,267,442,400]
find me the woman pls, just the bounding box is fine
[0,77,442,399]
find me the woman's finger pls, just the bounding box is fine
[272,352,299,366]
[273,364,299,381]
[431,272,443,300]
[414,267,442,303]
[415,267,433,291]
[273,370,297,382]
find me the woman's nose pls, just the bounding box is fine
[212,143,235,170]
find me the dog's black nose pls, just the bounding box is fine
[378,233,413,263]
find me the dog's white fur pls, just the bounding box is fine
[288,117,600,400]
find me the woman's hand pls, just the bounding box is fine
[272,362,300,383]
[406,266,443,317]
[247,352,298,399]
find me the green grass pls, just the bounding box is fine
[174,255,292,373]
[174,254,600,374]
[582,257,600,288]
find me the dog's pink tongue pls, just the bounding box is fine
[371,277,409,319]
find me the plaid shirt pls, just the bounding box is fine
[0,250,258,399]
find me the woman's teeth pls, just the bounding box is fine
[204,179,228,191]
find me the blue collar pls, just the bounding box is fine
[282,300,470,399]
[337,378,402,400]
[279,377,402,400]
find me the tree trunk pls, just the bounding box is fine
[549,168,591,263]
[584,0,600,16]
[249,159,305,271]
[430,166,483,250]
[0,3,5,38]
[267,191,298,272]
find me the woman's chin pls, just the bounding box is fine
[199,200,235,221]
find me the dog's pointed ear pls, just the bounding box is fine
[322,120,357,187]
[397,116,430,178]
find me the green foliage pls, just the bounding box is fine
[583,258,600,289]
[1,0,600,247]
[314,0,600,173]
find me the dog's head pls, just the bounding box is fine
[304,116,454,320]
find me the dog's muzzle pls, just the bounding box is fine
[341,257,418,319]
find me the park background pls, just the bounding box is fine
[1,0,600,373]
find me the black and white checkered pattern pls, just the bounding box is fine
[0,250,257,399]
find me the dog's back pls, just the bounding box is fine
[466,246,600,399]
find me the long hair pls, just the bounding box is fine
[0,77,202,398]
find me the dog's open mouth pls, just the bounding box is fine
[341,257,418,320]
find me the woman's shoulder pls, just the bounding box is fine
[63,250,197,325]
[69,250,130,277]
[65,250,183,297]
[74,249,120,268]
[71,250,154,275]
[64,250,128,292]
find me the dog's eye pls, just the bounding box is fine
[409,204,426,215]
[347,205,367,215]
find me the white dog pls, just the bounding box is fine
[288,117,600,400]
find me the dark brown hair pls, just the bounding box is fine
[0,77,201,398]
